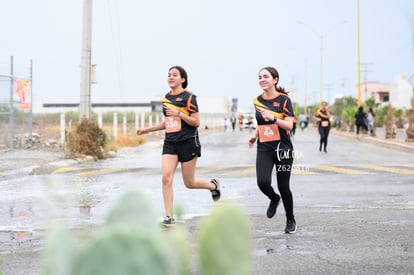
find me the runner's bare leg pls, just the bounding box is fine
[161,154,179,217]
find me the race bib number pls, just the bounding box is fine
[321,121,329,127]
[165,116,182,133]
[258,124,280,142]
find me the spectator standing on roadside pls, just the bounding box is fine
[230,114,237,132]
[367,107,375,136]
[355,106,368,138]
[248,66,297,234]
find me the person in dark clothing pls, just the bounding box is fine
[355,106,368,137]
[316,101,331,153]
[230,115,237,131]
[136,66,221,226]
[248,66,296,234]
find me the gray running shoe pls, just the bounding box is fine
[162,216,175,227]
[210,178,221,202]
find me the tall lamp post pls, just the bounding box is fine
[297,20,346,104]
[357,0,362,106]
[304,58,308,115]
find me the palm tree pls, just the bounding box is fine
[393,108,405,129]
[331,96,357,117]
[365,97,376,109]
[342,106,358,133]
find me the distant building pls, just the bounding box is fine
[33,101,154,114]
[34,96,231,115]
[355,74,414,109]
[356,81,389,104]
[197,96,230,114]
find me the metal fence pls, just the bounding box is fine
[0,56,33,151]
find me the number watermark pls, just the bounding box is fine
[276,164,310,173]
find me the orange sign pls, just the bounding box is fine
[14,79,32,110]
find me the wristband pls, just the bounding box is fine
[272,116,277,123]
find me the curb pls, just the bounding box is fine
[0,156,95,178]
[362,136,414,154]
[330,130,414,154]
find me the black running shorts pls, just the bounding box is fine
[162,137,201,162]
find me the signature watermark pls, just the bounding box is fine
[274,143,310,172]
[275,142,304,161]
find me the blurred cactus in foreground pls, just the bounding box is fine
[199,203,251,275]
[71,191,175,275]
[72,229,170,275]
[41,190,251,275]
[41,225,73,275]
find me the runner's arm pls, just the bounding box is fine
[136,121,165,135]
[180,111,200,128]
[248,128,259,148]
[277,116,294,131]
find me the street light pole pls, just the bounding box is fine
[319,36,324,104]
[357,0,362,106]
[304,58,308,115]
[297,20,345,104]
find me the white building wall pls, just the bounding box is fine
[389,74,413,109]
[197,96,230,114]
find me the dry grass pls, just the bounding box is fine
[66,119,108,160]
[107,134,146,151]
[3,115,160,157]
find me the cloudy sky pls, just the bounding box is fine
[1,0,413,111]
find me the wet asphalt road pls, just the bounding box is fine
[0,128,414,274]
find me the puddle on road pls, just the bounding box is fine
[0,230,36,242]
[253,243,313,257]
[0,229,43,253]
[253,228,318,257]
[253,244,297,256]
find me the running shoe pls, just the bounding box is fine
[266,196,281,219]
[161,216,175,227]
[210,178,221,202]
[285,219,297,234]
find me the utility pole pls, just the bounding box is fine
[324,83,334,104]
[319,36,324,104]
[304,59,308,115]
[357,0,362,106]
[361,62,373,102]
[9,56,14,150]
[297,20,346,104]
[79,0,93,119]
[29,59,33,139]
[339,77,347,95]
